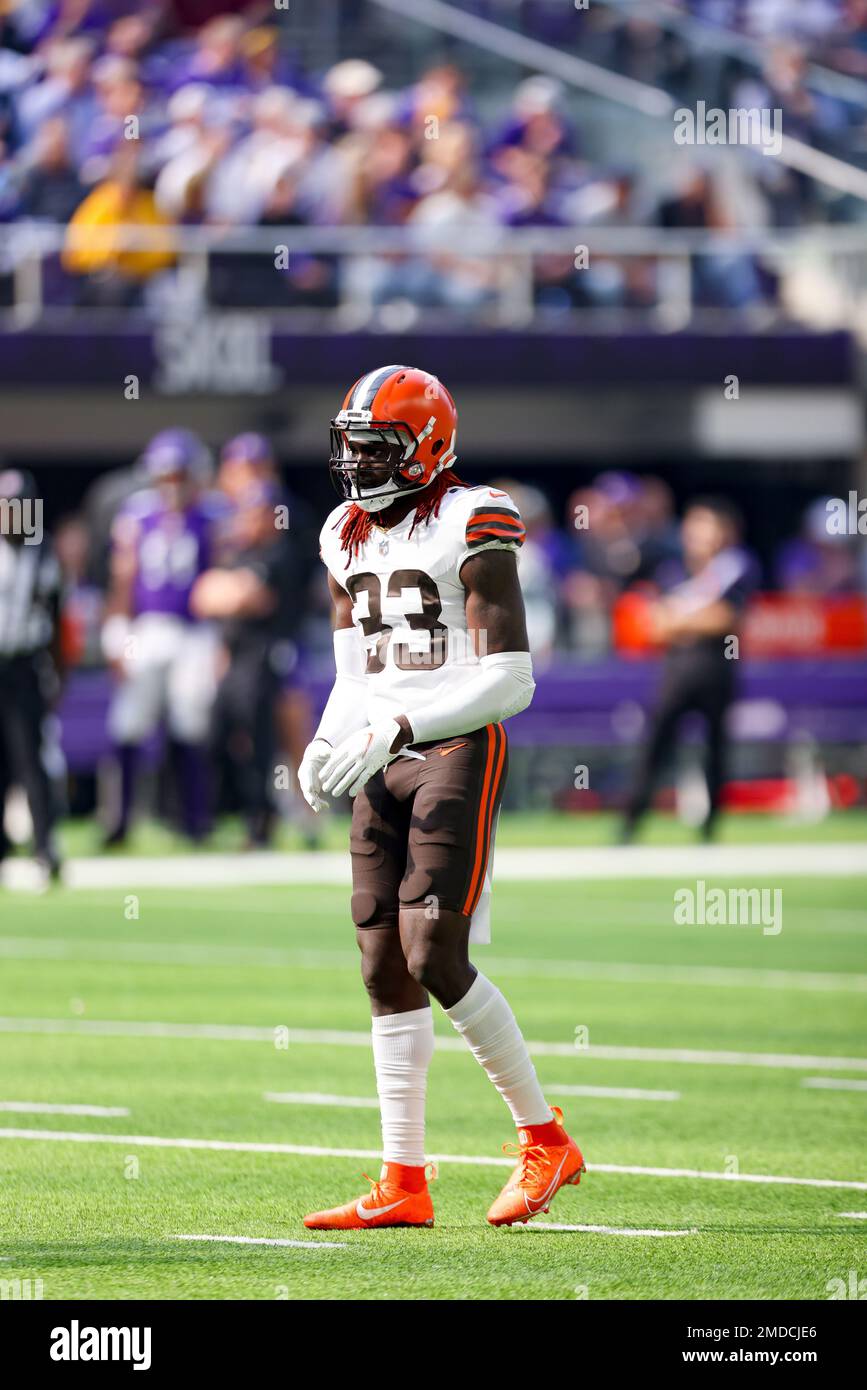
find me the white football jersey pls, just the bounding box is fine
[319,484,525,727]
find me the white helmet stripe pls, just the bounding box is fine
[349,364,406,412]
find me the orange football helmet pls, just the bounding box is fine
[330,364,458,512]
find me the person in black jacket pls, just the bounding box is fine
[190,479,295,846]
[622,496,755,843]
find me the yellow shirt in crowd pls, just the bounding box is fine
[63,183,176,280]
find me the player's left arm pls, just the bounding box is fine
[462,547,530,653]
[390,548,531,751]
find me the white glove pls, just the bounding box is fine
[319,718,402,799]
[297,737,333,813]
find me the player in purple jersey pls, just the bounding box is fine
[101,429,220,846]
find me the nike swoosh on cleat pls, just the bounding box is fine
[437,742,468,757]
[355,1196,408,1221]
[524,1155,569,1213]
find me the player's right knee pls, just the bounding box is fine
[358,940,408,1004]
[167,705,211,745]
[350,888,397,930]
[108,713,152,745]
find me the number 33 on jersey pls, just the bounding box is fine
[319,485,526,727]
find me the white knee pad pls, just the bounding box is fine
[167,628,218,744]
[108,663,166,745]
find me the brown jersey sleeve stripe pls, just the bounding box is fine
[466,509,525,536]
[467,519,525,536]
[467,507,524,525]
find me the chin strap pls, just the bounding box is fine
[337,472,467,559]
[354,482,428,514]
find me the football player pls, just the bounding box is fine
[102,429,220,845]
[216,431,278,504]
[298,365,585,1229]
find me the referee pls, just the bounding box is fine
[0,468,64,880]
[621,496,753,843]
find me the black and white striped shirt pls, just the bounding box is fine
[0,536,60,658]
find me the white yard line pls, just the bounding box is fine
[0,1128,864,1190]
[1,934,864,994]
[587,1163,867,1190]
[2,843,866,893]
[173,1234,346,1250]
[39,898,867,930]
[264,1092,379,1110]
[544,1084,680,1102]
[0,1101,129,1117]
[523,1222,698,1237]
[484,958,867,993]
[1,1016,866,1072]
[0,1016,371,1044]
[177,1225,695,1243]
[839,1212,867,1219]
[802,1078,867,1092]
[0,938,355,969]
[572,1045,867,1071]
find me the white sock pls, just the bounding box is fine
[445,972,553,1127]
[371,1006,435,1167]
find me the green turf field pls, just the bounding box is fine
[52,807,867,856]
[0,821,865,1300]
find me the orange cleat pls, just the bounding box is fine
[303,1162,435,1230]
[487,1107,585,1227]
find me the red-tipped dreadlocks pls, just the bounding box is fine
[335,473,468,565]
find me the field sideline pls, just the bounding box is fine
[0,813,865,1300]
[48,808,867,856]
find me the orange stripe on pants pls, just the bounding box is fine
[462,723,506,918]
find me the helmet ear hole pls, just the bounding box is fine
[431,438,444,455]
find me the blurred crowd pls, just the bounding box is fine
[515,0,867,98]
[489,471,867,662]
[2,438,865,864]
[635,0,867,68]
[0,2,866,313]
[52,449,867,679]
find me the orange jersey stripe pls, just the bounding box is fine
[466,511,524,527]
[466,526,526,544]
